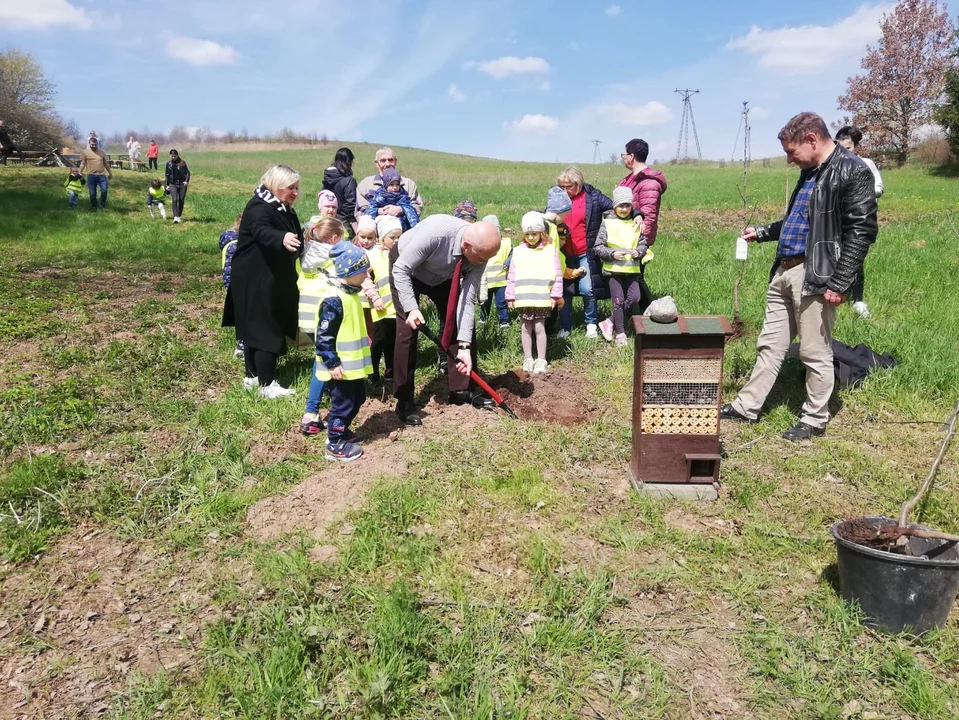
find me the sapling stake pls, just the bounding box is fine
[841,394,959,548]
[732,101,752,338]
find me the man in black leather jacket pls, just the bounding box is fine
[721,112,878,441]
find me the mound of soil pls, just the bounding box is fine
[488,369,596,426]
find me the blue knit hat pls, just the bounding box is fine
[330,240,370,279]
[381,168,401,187]
[546,186,572,214]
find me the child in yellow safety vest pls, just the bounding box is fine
[479,214,512,327]
[65,167,85,209]
[319,241,374,462]
[506,212,564,374]
[362,215,403,383]
[219,213,243,358]
[594,186,653,347]
[147,178,168,219]
[299,217,343,436]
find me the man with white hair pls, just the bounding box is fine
[356,147,423,220]
[389,215,501,426]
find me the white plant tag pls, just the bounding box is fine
[735,236,749,261]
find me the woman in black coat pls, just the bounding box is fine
[322,147,357,237]
[222,164,303,397]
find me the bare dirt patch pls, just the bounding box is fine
[246,438,411,543]
[490,369,599,425]
[0,525,229,719]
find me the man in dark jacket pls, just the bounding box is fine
[720,112,878,441]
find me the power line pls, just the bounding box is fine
[674,89,702,162]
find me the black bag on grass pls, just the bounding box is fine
[788,340,898,390]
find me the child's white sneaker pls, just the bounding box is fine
[852,301,871,319]
[149,209,155,218]
[522,357,534,372]
[555,329,570,340]
[598,318,614,342]
[532,358,549,374]
[258,381,295,398]
[585,323,598,339]
[614,333,628,347]
[173,216,180,224]
[242,376,258,390]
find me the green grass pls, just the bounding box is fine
[1,151,958,719]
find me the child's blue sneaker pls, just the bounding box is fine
[325,439,363,462]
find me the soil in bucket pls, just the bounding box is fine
[831,515,959,634]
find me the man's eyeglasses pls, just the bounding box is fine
[621,153,632,159]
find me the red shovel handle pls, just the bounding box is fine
[418,323,517,419]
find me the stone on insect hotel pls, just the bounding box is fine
[629,315,733,499]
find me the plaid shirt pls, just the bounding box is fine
[777,174,817,258]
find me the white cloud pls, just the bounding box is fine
[503,114,559,133]
[605,5,621,16]
[0,0,91,29]
[447,83,466,102]
[164,36,238,66]
[725,5,891,76]
[474,56,550,78]
[594,101,673,126]
[749,105,770,120]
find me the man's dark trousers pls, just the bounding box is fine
[389,245,477,404]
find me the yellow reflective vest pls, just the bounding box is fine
[297,266,332,335]
[601,218,646,275]
[65,175,84,195]
[148,185,167,203]
[220,240,237,269]
[511,243,557,309]
[546,221,567,276]
[366,246,395,322]
[485,237,512,288]
[314,284,373,381]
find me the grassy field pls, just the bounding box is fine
[0,148,958,719]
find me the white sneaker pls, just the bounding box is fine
[615,333,628,347]
[555,330,570,340]
[173,216,180,224]
[532,358,549,374]
[852,301,872,319]
[598,319,614,342]
[585,323,598,339]
[522,357,534,372]
[243,377,258,390]
[258,381,295,398]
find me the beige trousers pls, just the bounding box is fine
[731,263,835,428]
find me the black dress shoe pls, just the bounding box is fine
[396,401,422,426]
[783,421,825,441]
[719,403,758,424]
[448,390,495,409]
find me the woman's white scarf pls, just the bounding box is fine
[254,183,288,212]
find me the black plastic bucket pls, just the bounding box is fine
[831,515,959,634]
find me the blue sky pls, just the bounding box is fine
[1,0,892,163]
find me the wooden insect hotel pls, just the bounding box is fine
[629,315,733,489]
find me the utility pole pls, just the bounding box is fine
[731,101,751,165]
[674,89,702,162]
[591,140,603,164]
